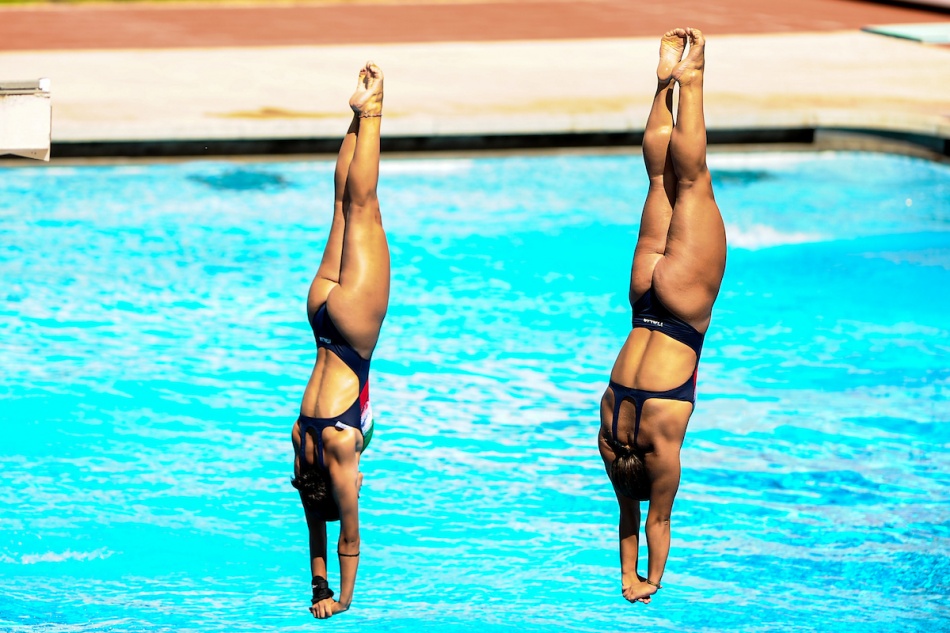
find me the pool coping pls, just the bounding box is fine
[34,127,946,160]
[4,129,947,168]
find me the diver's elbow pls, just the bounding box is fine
[646,516,671,530]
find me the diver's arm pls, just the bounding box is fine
[304,510,329,579]
[619,447,681,604]
[305,508,339,619]
[644,449,680,585]
[600,433,644,593]
[617,490,642,588]
[329,437,361,612]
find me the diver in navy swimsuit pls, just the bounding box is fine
[598,28,726,605]
[290,62,389,620]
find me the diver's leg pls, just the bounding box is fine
[654,28,726,329]
[617,490,643,601]
[630,29,687,304]
[610,31,686,384]
[327,62,391,357]
[308,115,360,313]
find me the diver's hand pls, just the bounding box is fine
[310,598,349,619]
[621,578,658,604]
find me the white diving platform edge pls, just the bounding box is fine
[0,78,52,162]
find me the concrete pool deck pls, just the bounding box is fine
[0,0,948,157]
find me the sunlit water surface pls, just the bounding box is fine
[1,152,948,632]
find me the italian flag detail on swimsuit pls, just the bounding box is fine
[359,380,374,450]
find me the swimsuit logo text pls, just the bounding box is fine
[643,318,664,327]
[319,337,332,345]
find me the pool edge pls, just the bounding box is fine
[3,127,947,165]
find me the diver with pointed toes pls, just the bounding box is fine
[598,28,726,605]
[291,61,389,619]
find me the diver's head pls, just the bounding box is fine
[609,446,651,501]
[291,466,341,521]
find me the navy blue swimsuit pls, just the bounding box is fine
[297,304,372,471]
[608,288,704,449]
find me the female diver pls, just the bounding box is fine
[291,62,389,619]
[598,28,726,605]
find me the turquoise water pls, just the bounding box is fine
[1,151,948,632]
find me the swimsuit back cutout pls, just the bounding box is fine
[633,288,704,357]
[297,394,372,472]
[608,376,696,451]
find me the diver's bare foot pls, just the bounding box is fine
[349,61,384,117]
[672,27,705,86]
[657,28,687,84]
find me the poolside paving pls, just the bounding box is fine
[0,0,948,154]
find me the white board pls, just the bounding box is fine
[0,79,52,161]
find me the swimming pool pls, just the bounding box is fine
[1,151,948,632]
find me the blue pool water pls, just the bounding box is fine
[1,151,948,632]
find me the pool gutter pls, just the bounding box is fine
[18,127,943,164]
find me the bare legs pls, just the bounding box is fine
[309,62,391,359]
[630,29,686,304]
[631,28,726,331]
[309,117,359,300]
